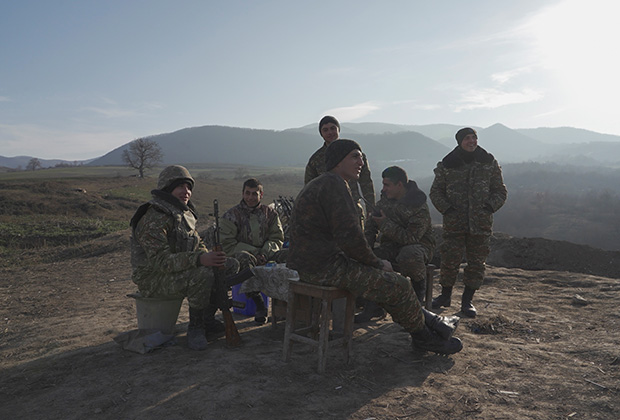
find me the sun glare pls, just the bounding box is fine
[528,0,619,100]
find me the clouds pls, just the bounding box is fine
[323,102,381,121]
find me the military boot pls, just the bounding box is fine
[187,307,208,351]
[412,280,426,304]
[250,293,267,324]
[422,308,460,340]
[354,300,386,323]
[410,325,463,355]
[461,286,477,318]
[432,286,453,309]
[203,302,225,335]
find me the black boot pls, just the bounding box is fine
[422,308,460,340]
[412,280,426,304]
[410,325,463,355]
[432,286,453,309]
[250,293,267,324]
[354,300,386,323]
[203,303,225,335]
[187,307,208,351]
[461,287,477,318]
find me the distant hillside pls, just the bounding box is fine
[4,122,620,171]
[88,125,451,179]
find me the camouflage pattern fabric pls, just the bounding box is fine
[304,142,376,205]
[130,191,239,309]
[372,243,428,285]
[439,233,490,289]
[288,172,424,333]
[365,180,435,283]
[430,146,507,289]
[430,146,507,235]
[220,200,284,260]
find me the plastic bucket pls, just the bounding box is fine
[128,293,183,334]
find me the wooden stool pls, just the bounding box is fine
[282,282,355,374]
[425,264,436,310]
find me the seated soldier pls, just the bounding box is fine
[357,166,436,322]
[287,139,463,355]
[130,165,239,351]
[220,178,286,323]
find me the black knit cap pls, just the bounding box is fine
[325,139,361,171]
[455,127,477,144]
[318,115,340,134]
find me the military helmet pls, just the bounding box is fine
[157,165,195,191]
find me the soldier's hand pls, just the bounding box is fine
[381,259,394,272]
[372,210,386,223]
[200,251,227,267]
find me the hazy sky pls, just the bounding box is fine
[1,0,619,160]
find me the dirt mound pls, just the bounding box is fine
[431,226,620,279]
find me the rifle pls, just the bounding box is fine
[361,196,382,217]
[212,199,242,347]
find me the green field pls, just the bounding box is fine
[0,165,305,267]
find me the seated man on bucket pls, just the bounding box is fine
[129,165,239,351]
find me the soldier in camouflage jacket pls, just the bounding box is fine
[220,178,285,322]
[130,165,239,350]
[430,128,507,317]
[305,116,375,226]
[364,166,435,306]
[288,139,463,355]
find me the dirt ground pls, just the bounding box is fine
[1,230,619,420]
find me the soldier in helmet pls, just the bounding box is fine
[130,165,239,351]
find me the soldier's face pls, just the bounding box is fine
[320,123,340,144]
[460,133,478,152]
[243,186,263,207]
[382,178,405,200]
[172,182,192,205]
[334,149,364,182]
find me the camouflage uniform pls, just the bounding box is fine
[365,180,435,285]
[220,200,285,270]
[130,189,238,310]
[430,146,507,289]
[287,172,425,333]
[305,142,375,225]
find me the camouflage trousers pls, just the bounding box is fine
[373,243,429,285]
[298,254,425,333]
[439,233,490,289]
[133,257,239,309]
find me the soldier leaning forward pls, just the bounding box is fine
[130,165,239,351]
[288,139,462,355]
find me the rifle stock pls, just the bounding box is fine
[213,199,242,347]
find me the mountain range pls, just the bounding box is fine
[3,123,620,178]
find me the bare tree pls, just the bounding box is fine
[122,137,163,178]
[26,158,42,171]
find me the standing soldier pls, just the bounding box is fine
[288,139,463,355]
[305,115,375,226]
[430,128,507,317]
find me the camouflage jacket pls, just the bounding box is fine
[220,200,284,259]
[129,191,208,281]
[430,146,507,235]
[364,180,435,257]
[304,142,376,205]
[287,172,383,274]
